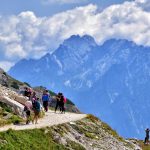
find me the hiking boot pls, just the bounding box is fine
[26,120,30,124]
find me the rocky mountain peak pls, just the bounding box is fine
[62,34,97,50]
[8,35,150,138]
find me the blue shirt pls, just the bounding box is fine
[42,94,49,102]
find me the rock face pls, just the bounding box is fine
[8,35,150,138]
[50,115,141,150]
[0,85,27,116]
[0,67,28,90]
[0,70,80,116]
[0,69,8,87]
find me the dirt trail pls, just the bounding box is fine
[0,110,86,132]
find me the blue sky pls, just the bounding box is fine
[0,0,149,71]
[0,0,131,16]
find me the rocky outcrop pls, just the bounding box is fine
[0,85,27,116]
[0,67,28,91]
[0,68,8,87]
[49,115,142,150]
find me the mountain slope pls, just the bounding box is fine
[0,114,141,150]
[0,68,79,114]
[0,68,142,149]
[8,35,150,138]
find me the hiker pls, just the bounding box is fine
[144,128,150,144]
[24,101,32,124]
[32,98,41,124]
[42,90,50,112]
[24,87,29,97]
[63,96,67,113]
[24,87,32,100]
[31,91,37,101]
[55,93,61,113]
[59,93,66,114]
[27,88,32,100]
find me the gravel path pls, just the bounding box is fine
[0,110,87,132]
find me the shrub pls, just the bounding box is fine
[67,140,85,150]
[11,82,19,89]
[0,102,12,113]
[24,82,31,87]
[9,115,23,125]
[86,114,99,122]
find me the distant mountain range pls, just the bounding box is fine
[8,35,150,138]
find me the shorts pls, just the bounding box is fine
[26,110,30,116]
[34,110,40,116]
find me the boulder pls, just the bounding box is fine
[0,96,24,116]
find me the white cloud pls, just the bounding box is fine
[135,0,150,11]
[0,0,150,71]
[5,43,26,59]
[40,0,150,46]
[42,0,87,5]
[0,61,14,72]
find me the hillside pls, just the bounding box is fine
[0,68,27,90]
[0,67,142,150]
[0,86,142,150]
[8,35,150,138]
[0,68,79,114]
[0,115,141,150]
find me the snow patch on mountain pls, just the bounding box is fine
[8,35,150,139]
[53,55,63,70]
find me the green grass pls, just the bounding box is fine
[101,122,124,142]
[85,114,124,142]
[51,124,68,136]
[0,113,23,126]
[67,140,85,150]
[85,115,134,148]
[0,102,23,126]
[86,114,99,122]
[85,132,97,139]
[138,140,150,150]
[0,102,12,113]
[0,128,67,150]
[8,115,23,125]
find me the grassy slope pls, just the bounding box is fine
[0,129,67,150]
[0,115,136,150]
[0,102,23,126]
[138,140,150,150]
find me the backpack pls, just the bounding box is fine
[34,101,41,111]
[63,97,67,103]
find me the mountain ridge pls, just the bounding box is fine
[0,67,142,149]
[8,35,150,139]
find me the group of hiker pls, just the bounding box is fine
[23,87,67,124]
